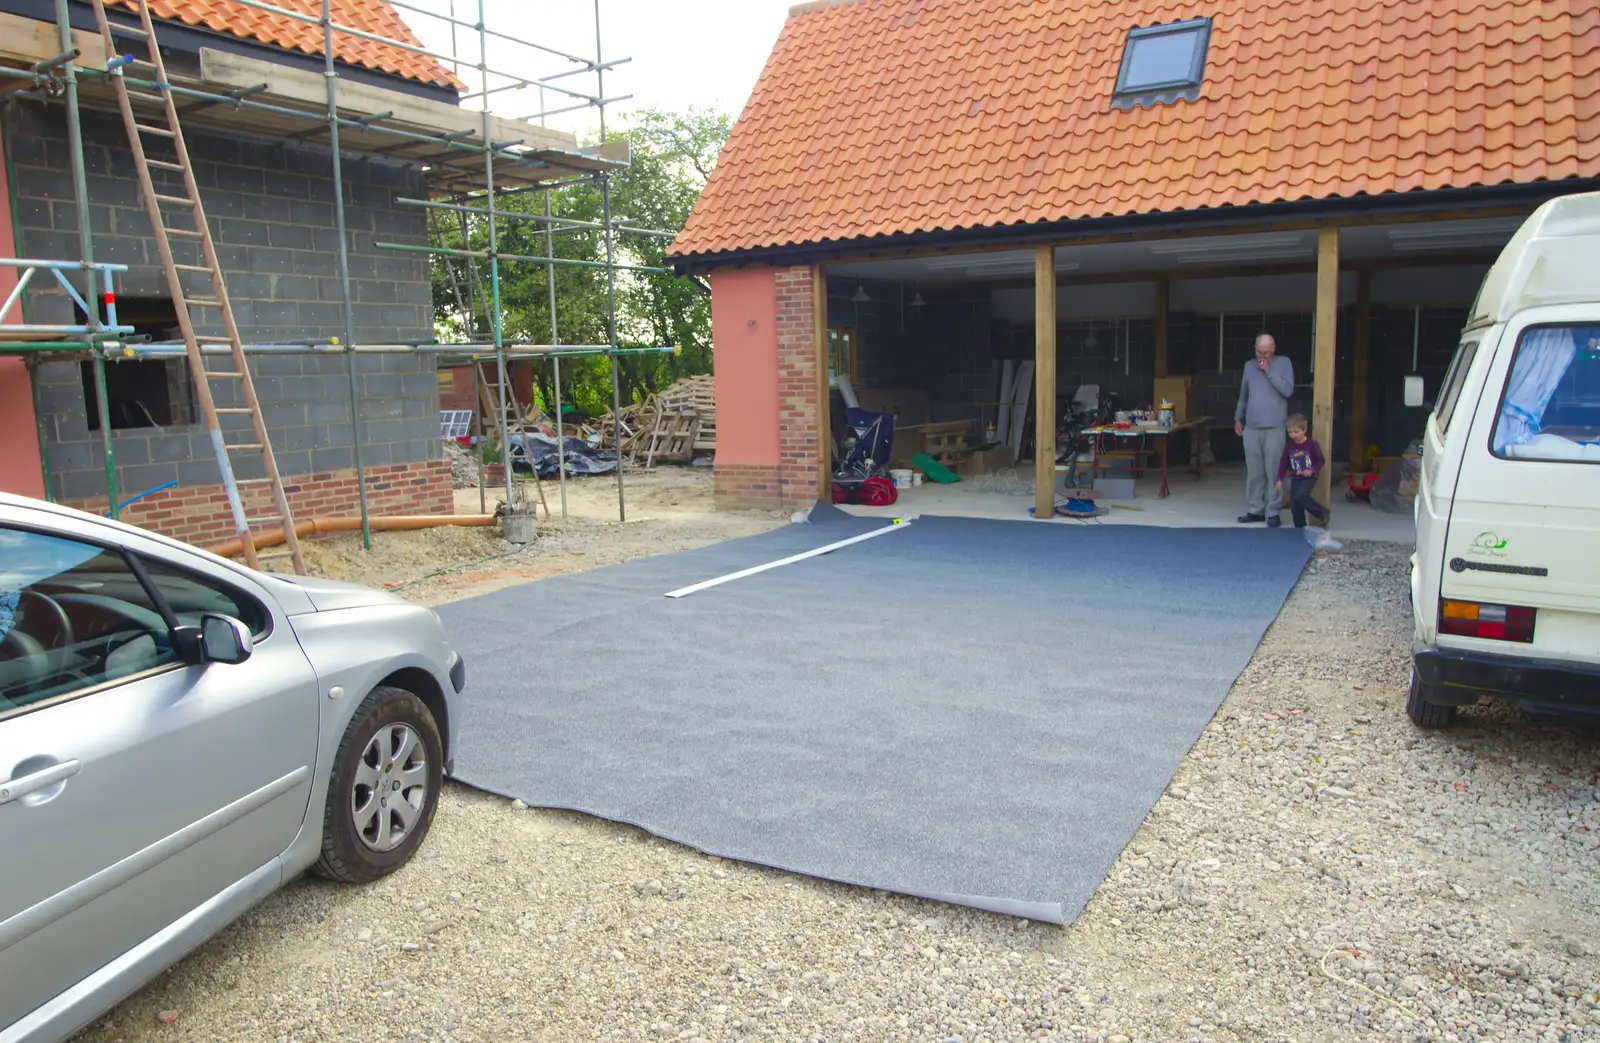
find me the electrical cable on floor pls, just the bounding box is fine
[974,468,1034,496]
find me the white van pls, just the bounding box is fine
[1408,190,1600,728]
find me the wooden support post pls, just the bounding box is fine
[813,264,831,500]
[1034,245,1057,521]
[1154,278,1170,379]
[1313,226,1339,509]
[1348,268,1372,470]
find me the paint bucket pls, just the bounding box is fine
[501,512,538,544]
[889,468,913,489]
[911,472,924,487]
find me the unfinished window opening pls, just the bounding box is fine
[1112,18,1211,110]
[76,296,197,431]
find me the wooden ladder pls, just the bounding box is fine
[90,0,304,574]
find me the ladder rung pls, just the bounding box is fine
[164,227,203,238]
[216,407,254,415]
[146,159,185,171]
[154,193,194,206]
[247,517,287,527]
[135,123,175,137]
[225,443,264,451]
[236,477,275,485]
[175,263,212,272]
[258,551,297,561]
[206,371,245,379]
[185,299,222,309]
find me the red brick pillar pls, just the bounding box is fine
[774,265,824,509]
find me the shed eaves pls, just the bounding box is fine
[668,0,1600,261]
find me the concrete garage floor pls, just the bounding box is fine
[842,463,1417,544]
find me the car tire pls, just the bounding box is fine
[314,685,443,884]
[1406,669,1456,729]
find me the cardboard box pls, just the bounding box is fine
[959,443,1016,477]
[1153,376,1193,421]
[1092,477,1136,499]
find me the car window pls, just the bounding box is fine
[1433,336,1480,435]
[0,527,178,716]
[1491,324,1600,463]
[138,558,269,637]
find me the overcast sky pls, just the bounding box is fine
[406,0,794,140]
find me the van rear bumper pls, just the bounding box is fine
[1414,643,1600,708]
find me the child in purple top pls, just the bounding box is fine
[1273,414,1330,529]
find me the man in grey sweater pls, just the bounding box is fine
[1234,333,1295,527]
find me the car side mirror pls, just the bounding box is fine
[200,614,253,665]
[1403,375,1426,409]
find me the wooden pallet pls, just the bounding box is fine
[660,374,716,452]
[645,410,701,467]
[921,421,972,466]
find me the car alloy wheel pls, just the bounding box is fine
[352,723,429,853]
[315,685,443,884]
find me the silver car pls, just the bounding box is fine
[0,493,465,1043]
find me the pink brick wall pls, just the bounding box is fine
[714,265,824,511]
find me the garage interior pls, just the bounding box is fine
[819,216,1525,532]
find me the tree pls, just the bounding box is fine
[428,106,731,420]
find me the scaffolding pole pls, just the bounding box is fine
[323,0,371,550]
[55,0,119,518]
[596,0,625,524]
[478,0,514,514]
[545,182,568,518]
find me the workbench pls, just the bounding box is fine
[1081,416,1214,498]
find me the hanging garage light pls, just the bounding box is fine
[852,284,871,302]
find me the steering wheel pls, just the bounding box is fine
[0,591,74,699]
[3,590,74,653]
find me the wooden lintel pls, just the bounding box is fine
[924,252,1501,293]
[735,207,1539,272]
[1034,245,1058,522]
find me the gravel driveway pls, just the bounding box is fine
[76,541,1600,1043]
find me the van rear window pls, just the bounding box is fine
[1491,324,1600,463]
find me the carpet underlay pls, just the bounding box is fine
[441,506,1311,923]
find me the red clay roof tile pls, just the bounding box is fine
[671,0,1600,261]
[112,0,463,90]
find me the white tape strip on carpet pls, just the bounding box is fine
[664,520,911,599]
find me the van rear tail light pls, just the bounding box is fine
[1440,600,1535,642]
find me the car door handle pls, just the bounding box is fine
[0,759,81,807]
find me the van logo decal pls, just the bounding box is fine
[1450,557,1548,578]
[1472,532,1509,551]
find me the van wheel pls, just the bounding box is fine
[1407,671,1456,729]
[314,686,443,884]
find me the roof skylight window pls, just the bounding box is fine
[1112,18,1212,109]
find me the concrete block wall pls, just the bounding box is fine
[6,102,448,528]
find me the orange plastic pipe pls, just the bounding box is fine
[204,514,497,559]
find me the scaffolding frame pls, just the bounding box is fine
[0,0,674,550]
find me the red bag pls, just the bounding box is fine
[832,477,898,506]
